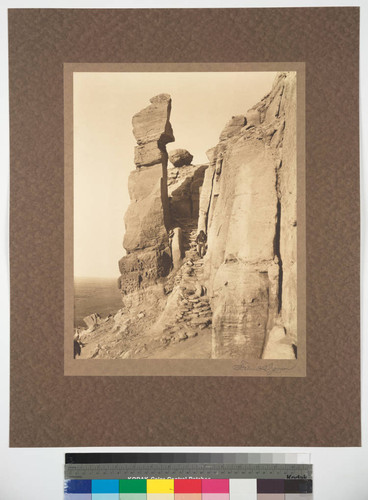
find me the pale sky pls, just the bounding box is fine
[73,71,277,278]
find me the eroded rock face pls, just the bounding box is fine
[168,148,194,167]
[134,141,166,168]
[171,227,184,269]
[219,115,246,141]
[132,93,174,146]
[118,248,172,295]
[198,163,215,234]
[168,163,208,222]
[123,166,169,252]
[83,313,101,331]
[200,72,297,359]
[204,133,279,359]
[245,109,261,129]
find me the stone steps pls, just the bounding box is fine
[161,228,212,345]
[172,217,199,252]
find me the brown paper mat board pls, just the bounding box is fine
[9,8,360,446]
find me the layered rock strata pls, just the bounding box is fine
[118,94,174,295]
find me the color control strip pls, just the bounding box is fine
[65,478,312,499]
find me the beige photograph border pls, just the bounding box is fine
[64,62,306,377]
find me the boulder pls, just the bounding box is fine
[168,148,194,167]
[83,313,101,331]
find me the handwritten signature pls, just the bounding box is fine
[233,360,296,374]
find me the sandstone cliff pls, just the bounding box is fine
[200,72,297,359]
[78,73,297,361]
[118,93,174,296]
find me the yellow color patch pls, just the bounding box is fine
[147,480,174,494]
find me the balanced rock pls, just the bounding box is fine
[132,93,174,147]
[169,149,193,167]
[219,115,246,141]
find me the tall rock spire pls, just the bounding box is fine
[118,94,175,295]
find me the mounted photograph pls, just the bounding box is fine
[64,63,305,376]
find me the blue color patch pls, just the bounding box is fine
[92,480,120,494]
[65,480,92,493]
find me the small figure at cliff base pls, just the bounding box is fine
[196,230,207,258]
[73,330,84,359]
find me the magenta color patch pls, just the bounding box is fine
[202,480,229,494]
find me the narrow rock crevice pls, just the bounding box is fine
[204,166,216,233]
[274,199,283,313]
[273,160,283,315]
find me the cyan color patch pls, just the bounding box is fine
[92,480,120,494]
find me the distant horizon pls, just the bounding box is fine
[73,71,278,278]
[74,275,119,280]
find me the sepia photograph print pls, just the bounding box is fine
[64,63,306,376]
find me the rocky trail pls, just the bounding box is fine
[77,224,213,360]
[159,226,212,350]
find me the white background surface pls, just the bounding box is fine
[0,1,367,499]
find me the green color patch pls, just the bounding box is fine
[120,480,147,493]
